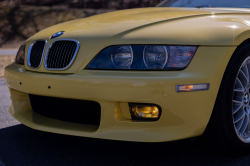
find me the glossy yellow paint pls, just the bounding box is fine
[4,7,250,142]
[23,7,250,73]
[5,46,236,142]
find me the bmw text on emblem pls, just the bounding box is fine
[50,31,65,39]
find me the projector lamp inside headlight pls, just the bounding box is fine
[111,46,133,69]
[143,46,168,69]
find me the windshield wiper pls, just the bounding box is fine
[196,5,212,8]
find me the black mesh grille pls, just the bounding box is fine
[29,41,46,68]
[29,94,101,126]
[46,40,78,69]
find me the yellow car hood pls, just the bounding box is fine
[25,7,250,73]
[31,8,213,40]
[29,7,250,43]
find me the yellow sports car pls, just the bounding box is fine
[4,0,250,150]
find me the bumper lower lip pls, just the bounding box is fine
[4,46,236,142]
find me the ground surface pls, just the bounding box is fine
[0,49,18,55]
[1,79,250,165]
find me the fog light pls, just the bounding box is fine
[129,103,161,121]
[176,83,210,92]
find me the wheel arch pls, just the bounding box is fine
[234,30,250,46]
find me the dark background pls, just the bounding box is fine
[1,0,161,9]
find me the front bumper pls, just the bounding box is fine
[4,46,236,142]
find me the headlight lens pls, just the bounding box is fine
[87,45,198,70]
[15,45,26,65]
[143,46,168,69]
[111,46,133,69]
[167,46,197,69]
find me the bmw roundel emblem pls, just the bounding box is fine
[50,31,65,39]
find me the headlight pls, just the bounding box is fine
[87,45,198,70]
[15,45,26,65]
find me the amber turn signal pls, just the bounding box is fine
[176,83,210,92]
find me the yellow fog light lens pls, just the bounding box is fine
[129,104,161,121]
[176,83,210,92]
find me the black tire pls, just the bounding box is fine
[202,42,250,151]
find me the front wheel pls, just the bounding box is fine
[203,42,250,151]
[232,56,250,143]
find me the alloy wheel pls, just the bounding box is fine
[233,56,250,143]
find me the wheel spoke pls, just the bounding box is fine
[236,115,245,131]
[233,105,243,114]
[236,78,245,91]
[233,100,243,104]
[240,70,249,85]
[243,64,249,84]
[234,89,244,92]
[239,113,249,134]
[234,109,245,123]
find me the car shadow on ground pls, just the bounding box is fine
[0,124,249,166]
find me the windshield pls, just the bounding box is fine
[157,0,250,8]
